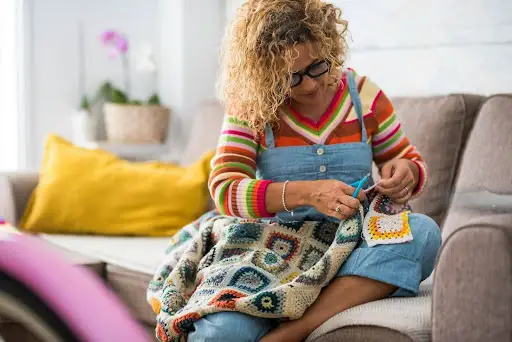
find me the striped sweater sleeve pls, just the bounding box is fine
[361,78,428,197]
[208,114,273,218]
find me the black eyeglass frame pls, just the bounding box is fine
[290,59,331,88]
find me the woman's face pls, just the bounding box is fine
[288,43,330,106]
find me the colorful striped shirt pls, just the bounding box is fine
[209,70,428,218]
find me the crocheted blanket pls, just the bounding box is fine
[147,194,411,341]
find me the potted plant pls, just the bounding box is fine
[97,30,170,143]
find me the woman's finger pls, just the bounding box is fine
[392,179,415,203]
[330,202,354,219]
[379,171,413,196]
[393,186,410,200]
[340,195,360,210]
[379,165,406,189]
[340,185,367,202]
[393,191,411,204]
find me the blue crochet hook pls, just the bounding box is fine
[350,173,371,198]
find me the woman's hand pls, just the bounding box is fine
[305,180,366,220]
[376,159,419,204]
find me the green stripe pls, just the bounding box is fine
[245,181,256,218]
[374,129,403,153]
[377,114,396,133]
[286,112,318,136]
[319,90,349,135]
[217,180,232,215]
[219,136,257,149]
[227,116,251,127]
[213,162,255,177]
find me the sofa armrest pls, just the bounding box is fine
[433,213,512,342]
[0,172,39,224]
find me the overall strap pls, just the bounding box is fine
[264,123,276,148]
[346,70,368,143]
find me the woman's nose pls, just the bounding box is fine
[301,76,316,91]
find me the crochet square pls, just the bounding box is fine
[362,194,413,247]
[265,232,301,261]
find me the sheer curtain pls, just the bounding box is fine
[0,0,23,171]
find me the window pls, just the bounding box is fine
[0,0,23,170]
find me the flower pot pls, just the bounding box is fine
[71,109,98,144]
[103,103,170,143]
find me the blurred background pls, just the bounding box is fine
[0,0,510,171]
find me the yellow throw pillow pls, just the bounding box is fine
[20,135,214,236]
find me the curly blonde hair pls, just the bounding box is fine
[218,0,349,131]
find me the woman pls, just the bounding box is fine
[149,1,441,341]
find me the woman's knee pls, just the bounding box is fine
[189,311,274,342]
[408,213,442,277]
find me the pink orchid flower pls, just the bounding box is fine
[100,30,128,59]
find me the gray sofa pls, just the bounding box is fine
[0,94,511,342]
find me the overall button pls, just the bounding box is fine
[319,165,326,172]
[316,148,324,156]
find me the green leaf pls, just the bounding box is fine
[79,95,90,110]
[110,88,128,104]
[95,81,114,102]
[147,93,161,105]
[130,100,142,105]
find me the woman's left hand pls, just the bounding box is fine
[376,159,419,204]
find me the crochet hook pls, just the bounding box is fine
[352,173,370,198]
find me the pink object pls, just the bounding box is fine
[0,232,151,341]
[100,29,129,58]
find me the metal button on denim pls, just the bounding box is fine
[319,165,326,172]
[316,148,324,156]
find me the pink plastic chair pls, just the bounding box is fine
[0,225,151,341]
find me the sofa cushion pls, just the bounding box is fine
[307,279,434,342]
[391,94,484,225]
[315,326,413,342]
[43,240,106,279]
[106,265,155,326]
[40,234,168,274]
[443,94,512,234]
[39,235,168,327]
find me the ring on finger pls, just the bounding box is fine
[335,205,341,213]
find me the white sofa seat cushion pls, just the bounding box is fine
[41,234,169,275]
[307,277,434,342]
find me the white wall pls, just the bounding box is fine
[0,0,21,170]
[227,0,512,97]
[158,0,226,161]
[24,0,225,169]
[26,0,159,169]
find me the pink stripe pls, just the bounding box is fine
[373,122,401,145]
[222,129,254,139]
[370,90,383,112]
[256,181,273,217]
[411,160,425,194]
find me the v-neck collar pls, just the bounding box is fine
[282,75,351,144]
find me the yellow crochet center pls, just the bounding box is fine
[367,212,410,240]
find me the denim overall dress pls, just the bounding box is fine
[188,72,441,342]
[257,72,372,223]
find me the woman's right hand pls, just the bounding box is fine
[305,180,366,220]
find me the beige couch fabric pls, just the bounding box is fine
[391,94,483,225]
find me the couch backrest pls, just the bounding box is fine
[391,94,484,225]
[443,94,512,234]
[180,100,225,167]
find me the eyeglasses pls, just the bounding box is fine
[290,60,330,88]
